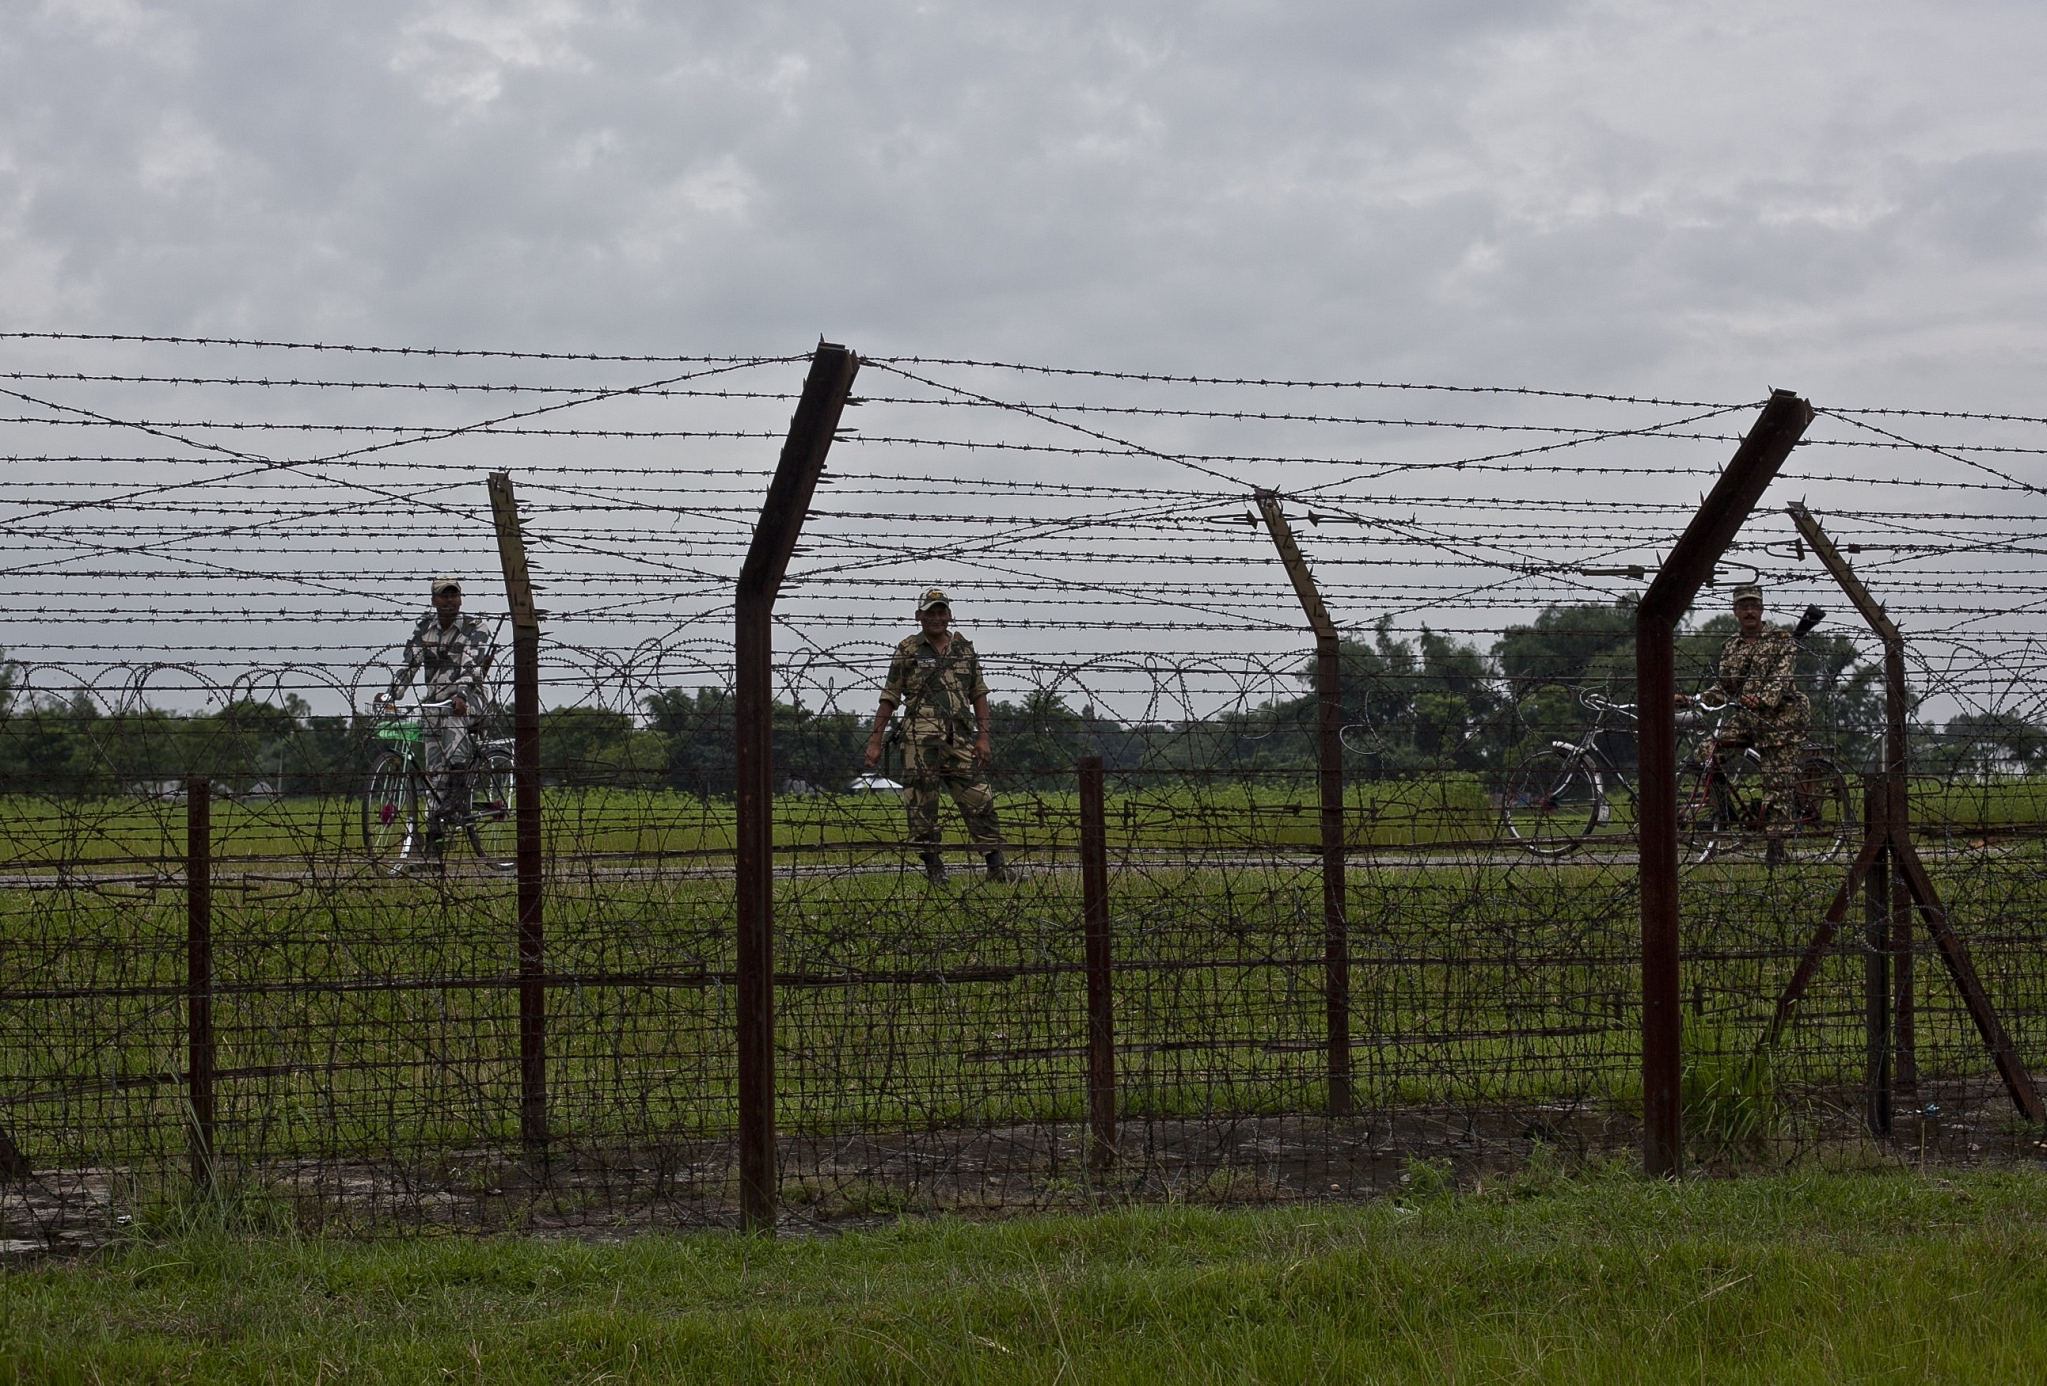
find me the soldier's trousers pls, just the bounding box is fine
[420,709,475,833]
[1702,717,1805,839]
[901,732,1001,848]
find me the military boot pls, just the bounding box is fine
[921,852,950,886]
[1765,836,1786,867]
[984,851,1011,883]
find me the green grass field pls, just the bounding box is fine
[5,1166,2046,1383]
[0,778,1518,867]
[3,769,2040,869]
[5,839,2045,1193]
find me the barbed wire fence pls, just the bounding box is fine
[2,331,2046,1243]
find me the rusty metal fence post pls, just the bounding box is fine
[187,775,215,1187]
[488,473,546,1153]
[1862,777,1892,1137]
[1077,755,1115,1171]
[1636,389,1812,1177]
[1253,491,1350,1116]
[735,342,860,1234]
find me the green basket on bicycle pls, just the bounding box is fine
[376,720,424,743]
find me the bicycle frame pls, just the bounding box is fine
[365,697,512,869]
[1505,670,1848,862]
[1554,690,1636,791]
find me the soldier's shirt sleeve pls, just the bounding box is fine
[879,642,914,707]
[968,646,988,702]
[388,618,429,696]
[457,621,491,700]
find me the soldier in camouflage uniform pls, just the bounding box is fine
[1678,583,1809,864]
[863,589,1008,885]
[377,576,494,854]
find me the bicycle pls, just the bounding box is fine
[1499,687,1638,857]
[363,696,515,869]
[1675,709,1853,864]
[1498,689,1854,863]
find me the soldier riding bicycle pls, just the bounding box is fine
[1674,582,1810,866]
[374,576,494,860]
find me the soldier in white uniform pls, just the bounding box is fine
[377,577,493,853]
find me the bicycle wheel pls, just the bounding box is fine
[1787,754,1854,862]
[363,751,418,862]
[1676,764,1732,863]
[464,750,516,866]
[1501,749,1605,857]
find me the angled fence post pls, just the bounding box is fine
[1253,491,1350,1117]
[187,776,215,1188]
[488,472,547,1154]
[1077,755,1116,1171]
[736,342,860,1234]
[1776,503,2042,1124]
[1788,502,1917,1090]
[1636,389,1812,1178]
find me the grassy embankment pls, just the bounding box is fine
[5,1166,2047,1382]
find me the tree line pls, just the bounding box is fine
[0,602,2037,796]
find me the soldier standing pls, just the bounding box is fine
[1677,583,1810,865]
[377,576,494,855]
[863,588,1008,884]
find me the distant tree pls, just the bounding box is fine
[540,706,637,784]
[646,686,733,796]
[1932,711,2047,778]
[643,686,863,795]
[1797,629,1888,769]
[988,689,1091,788]
[1495,600,1636,694]
[0,692,99,787]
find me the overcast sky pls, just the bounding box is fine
[4,0,2045,408]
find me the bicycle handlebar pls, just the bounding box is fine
[374,695,464,714]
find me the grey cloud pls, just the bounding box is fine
[1907,150,2047,262]
[2,0,2045,404]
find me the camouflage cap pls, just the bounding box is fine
[916,587,951,613]
[431,576,463,596]
[1730,583,1763,603]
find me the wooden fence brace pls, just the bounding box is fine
[488,473,547,1154]
[187,775,215,1187]
[1078,755,1116,1171]
[735,343,860,1234]
[1252,490,1351,1116]
[1862,778,1892,1138]
[1636,389,1813,1178]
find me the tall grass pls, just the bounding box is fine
[5,1168,2047,1383]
